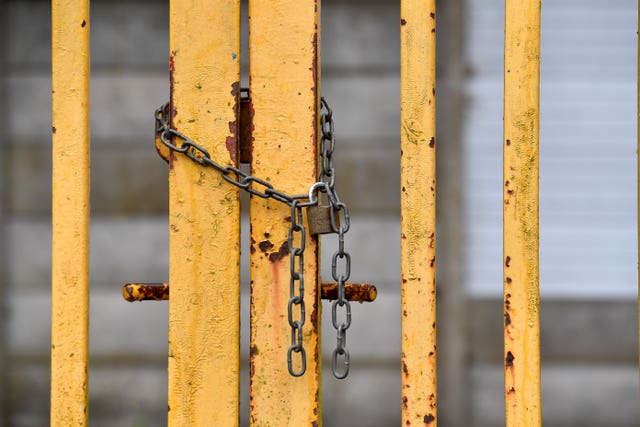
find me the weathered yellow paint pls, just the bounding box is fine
[248,0,321,424]
[168,0,241,425]
[503,1,542,425]
[51,1,90,425]
[400,1,438,425]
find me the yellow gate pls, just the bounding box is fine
[49,0,636,426]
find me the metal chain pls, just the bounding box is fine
[320,99,352,379]
[155,97,353,379]
[287,201,306,376]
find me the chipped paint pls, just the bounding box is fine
[167,1,241,425]
[400,0,437,425]
[248,0,321,424]
[503,0,542,425]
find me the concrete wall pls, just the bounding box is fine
[2,1,638,426]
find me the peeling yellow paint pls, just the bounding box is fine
[248,0,321,425]
[168,1,241,425]
[503,1,542,425]
[51,1,90,425]
[400,1,438,425]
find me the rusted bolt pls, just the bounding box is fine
[122,281,377,303]
[122,283,169,302]
[321,283,377,302]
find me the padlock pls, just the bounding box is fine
[307,204,339,235]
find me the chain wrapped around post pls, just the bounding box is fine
[155,96,352,379]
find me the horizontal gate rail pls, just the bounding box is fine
[400,0,438,425]
[503,0,542,425]
[167,0,241,425]
[51,0,91,425]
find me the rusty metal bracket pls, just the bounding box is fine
[123,282,376,303]
[155,88,252,164]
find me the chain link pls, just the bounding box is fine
[155,96,353,379]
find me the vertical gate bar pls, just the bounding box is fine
[167,0,241,425]
[248,0,321,424]
[503,0,542,425]
[400,0,438,425]
[51,0,91,425]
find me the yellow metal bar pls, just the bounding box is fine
[51,0,90,425]
[400,0,438,425]
[248,0,321,424]
[167,0,241,425]
[503,0,542,425]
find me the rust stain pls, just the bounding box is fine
[81,20,86,27]
[250,345,259,356]
[258,240,274,252]
[505,351,515,367]
[429,12,435,19]
[239,90,253,164]
[310,300,318,327]
[506,138,511,146]
[504,312,511,326]
[401,18,407,25]
[402,361,409,377]
[168,51,177,170]
[428,137,435,148]
[268,241,289,262]
[505,256,511,268]
[310,31,319,162]
[52,126,57,134]
[402,396,408,409]
[424,414,435,424]
[226,81,240,164]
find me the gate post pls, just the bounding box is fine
[503,1,542,425]
[51,1,91,425]
[400,0,438,425]
[248,0,322,424]
[167,1,241,425]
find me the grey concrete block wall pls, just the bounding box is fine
[3,0,639,426]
